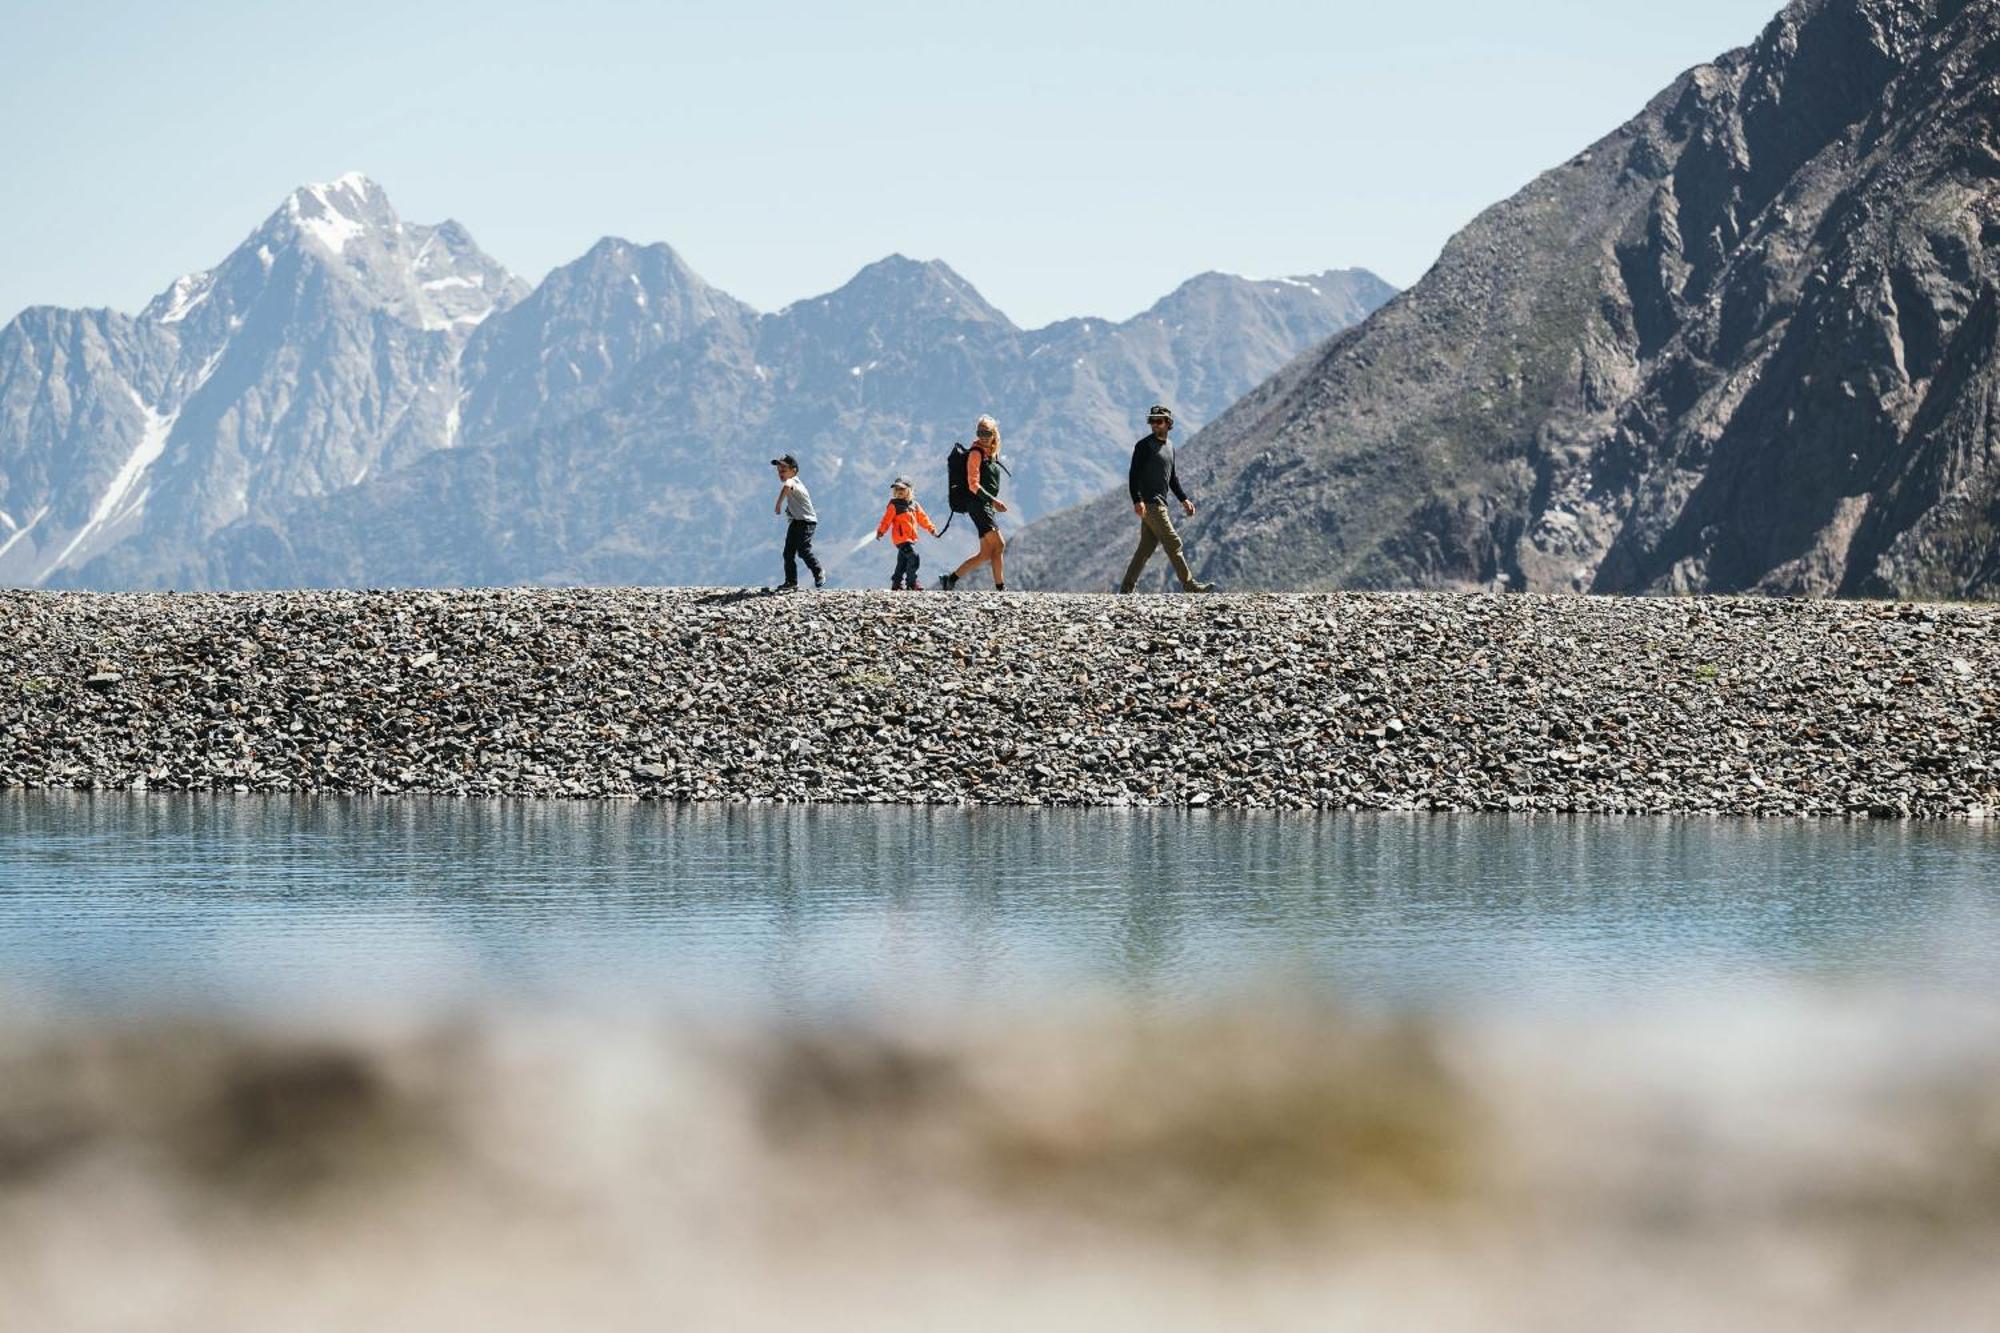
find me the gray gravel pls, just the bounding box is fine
[2,587,1996,817]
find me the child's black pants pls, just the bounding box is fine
[783,520,823,585]
[892,541,920,588]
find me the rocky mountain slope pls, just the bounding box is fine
[0,180,1391,590]
[1015,0,2000,599]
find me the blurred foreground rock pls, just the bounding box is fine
[0,995,1995,1331]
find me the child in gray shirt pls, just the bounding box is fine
[770,453,823,589]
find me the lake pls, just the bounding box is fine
[5,792,1997,1019]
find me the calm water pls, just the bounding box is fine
[3,792,1997,1018]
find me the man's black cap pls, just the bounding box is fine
[1146,404,1173,422]
[770,453,799,468]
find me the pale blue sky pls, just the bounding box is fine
[4,0,1782,329]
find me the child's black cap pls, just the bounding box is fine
[770,453,799,468]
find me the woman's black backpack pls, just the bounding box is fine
[941,443,1008,536]
[946,443,974,513]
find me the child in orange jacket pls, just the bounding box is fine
[875,477,939,590]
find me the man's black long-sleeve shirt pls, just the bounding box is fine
[1128,434,1189,506]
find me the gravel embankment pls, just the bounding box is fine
[2,588,1995,817]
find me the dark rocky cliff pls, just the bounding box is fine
[1016,0,2000,598]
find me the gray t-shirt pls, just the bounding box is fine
[780,476,817,522]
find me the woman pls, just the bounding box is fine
[939,415,1009,591]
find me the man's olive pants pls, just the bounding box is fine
[1120,501,1196,592]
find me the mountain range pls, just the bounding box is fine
[1015,0,2000,599]
[0,177,1392,589]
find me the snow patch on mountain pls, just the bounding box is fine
[0,507,47,564]
[154,273,214,324]
[39,388,177,583]
[286,185,368,255]
[420,308,499,333]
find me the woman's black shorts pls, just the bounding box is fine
[968,501,997,538]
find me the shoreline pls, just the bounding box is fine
[2,587,1996,818]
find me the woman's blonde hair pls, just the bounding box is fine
[975,415,1001,452]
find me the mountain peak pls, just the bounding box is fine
[576,235,697,273]
[810,255,1012,328]
[1127,268,1399,331]
[137,175,521,335]
[454,233,749,444]
[282,173,397,256]
[296,170,382,203]
[529,238,725,312]
[854,254,969,288]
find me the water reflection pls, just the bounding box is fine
[2,792,1996,1016]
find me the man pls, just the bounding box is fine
[1119,405,1215,594]
[770,453,824,590]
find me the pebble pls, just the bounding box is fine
[0,587,1995,817]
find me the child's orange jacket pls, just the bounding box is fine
[877,500,939,546]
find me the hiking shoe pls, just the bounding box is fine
[772,583,799,594]
[813,574,826,588]
[1186,581,1217,594]
[938,574,959,591]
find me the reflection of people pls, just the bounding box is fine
[1119,405,1214,594]
[770,453,824,590]
[939,415,1009,591]
[875,477,939,590]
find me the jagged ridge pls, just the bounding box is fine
[1,177,1392,591]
